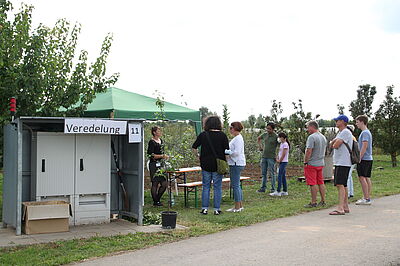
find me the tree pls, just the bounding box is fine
[246,114,256,129]
[199,106,216,121]
[374,85,400,167]
[255,113,266,129]
[337,104,345,115]
[222,104,230,133]
[349,84,377,120]
[284,99,313,158]
[0,1,119,122]
[264,100,285,132]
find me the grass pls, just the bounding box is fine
[1,155,399,265]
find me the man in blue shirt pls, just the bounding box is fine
[355,115,373,205]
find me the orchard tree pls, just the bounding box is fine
[255,113,266,129]
[374,85,400,167]
[349,84,377,120]
[285,99,313,156]
[0,1,119,122]
[264,100,285,132]
[337,104,345,115]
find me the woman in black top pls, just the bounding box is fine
[192,116,229,215]
[147,126,169,206]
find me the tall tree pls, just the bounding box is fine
[247,114,256,129]
[222,104,230,132]
[255,113,266,129]
[349,84,377,120]
[0,1,119,122]
[374,85,400,167]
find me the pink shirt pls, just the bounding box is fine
[278,142,289,163]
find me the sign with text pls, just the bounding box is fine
[128,123,142,143]
[64,119,127,135]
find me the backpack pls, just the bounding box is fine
[343,140,361,165]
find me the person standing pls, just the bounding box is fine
[270,132,290,196]
[257,122,279,193]
[355,115,373,205]
[226,122,246,212]
[192,116,229,215]
[329,115,353,215]
[147,126,169,206]
[303,121,327,208]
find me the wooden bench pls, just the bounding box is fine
[178,177,252,208]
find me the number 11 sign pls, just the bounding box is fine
[128,123,142,143]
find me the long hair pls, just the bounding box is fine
[278,132,290,149]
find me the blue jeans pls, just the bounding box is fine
[347,164,355,196]
[277,162,288,192]
[261,158,276,191]
[201,171,223,210]
[229,165,244,202]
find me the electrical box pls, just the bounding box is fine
[31,132,111,225]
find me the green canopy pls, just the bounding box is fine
[83,87,202,133]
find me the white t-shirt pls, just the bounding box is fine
[278,142,289,163]
[333,128,353,167]
[227,134,246,166]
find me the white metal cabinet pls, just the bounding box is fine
[32,132,75,198]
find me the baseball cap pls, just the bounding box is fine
[333,115,349,123]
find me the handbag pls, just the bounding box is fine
[205,131,229,175]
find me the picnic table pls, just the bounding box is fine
[166,167,202,208]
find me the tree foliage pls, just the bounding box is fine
[222,104,230,133]
[349,84,377,120]
[199,106,216,122]
[0,1,119,122]
[373,85,400,167]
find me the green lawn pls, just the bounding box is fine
[1,155,399,265]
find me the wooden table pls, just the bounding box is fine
[166,167,202,207]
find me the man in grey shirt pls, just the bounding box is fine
[303,121,327,208]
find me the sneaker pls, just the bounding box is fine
[304,203,317,208]
[200,209,208,215]
[270,189,275,193]
[356,198,371,205]
[214,210,222,215]
[257,189,266,193]
[153,201,163,207]
[317,201,326,207]
[233,208,242,213]
[239,207,244,211]
[281,192,289,196]
[269,191,281,196]
[226,208,236,212]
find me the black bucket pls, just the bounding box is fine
[161,211,178,229]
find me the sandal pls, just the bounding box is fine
[329,210,345,215]
[344,209,350,213]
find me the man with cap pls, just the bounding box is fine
[329,115,353,215]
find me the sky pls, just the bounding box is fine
[10,0,400,121]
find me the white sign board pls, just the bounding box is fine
[128,123,142,143]
[64,119,127,135]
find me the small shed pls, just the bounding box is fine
[2,117,145,235]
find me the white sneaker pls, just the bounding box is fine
[356,198,372,205]
[233,208,242,213]
[226,208,236,212]
[281,192,289,196]
[269,191,281,196]
[239,207,244,211]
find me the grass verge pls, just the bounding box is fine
[0,155,399,265]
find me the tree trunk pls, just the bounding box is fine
[391,153,397,167]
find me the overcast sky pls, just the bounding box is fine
[11,0,400,121]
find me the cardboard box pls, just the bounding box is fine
[22,201,71,235]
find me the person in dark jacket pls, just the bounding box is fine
[147,126,169,206]
[192,116,229,215]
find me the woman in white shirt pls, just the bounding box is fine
[226,122,246,212]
